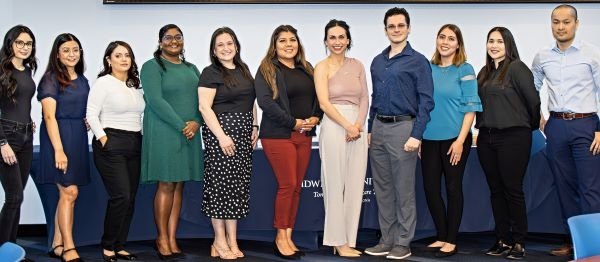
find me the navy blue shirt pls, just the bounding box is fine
[368,42,434,139]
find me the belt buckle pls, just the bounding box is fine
[563,112,575,120]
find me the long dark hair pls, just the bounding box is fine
[0,25,37,102]
[209,27,252,88]
[153,24,189,71]
[44,33,85,90]
[323,19,352,53]
[258,25,313,99]
[98,41,140,89]
[478,27,520,87]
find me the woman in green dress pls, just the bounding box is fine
[140,24,203,260]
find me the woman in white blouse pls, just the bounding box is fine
[86,41,145,261]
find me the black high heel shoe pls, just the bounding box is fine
[48,245,63,259]
[61,248,83,262]
[153,244,175,260]
[273,241,299,260]
[156,251,174,260]
[170,251,185,259]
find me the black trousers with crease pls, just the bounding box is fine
[92,128,141,251]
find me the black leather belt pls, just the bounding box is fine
[549,111,596,120]
[376,114,414,123]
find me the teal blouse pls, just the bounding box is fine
[423,62,482,140]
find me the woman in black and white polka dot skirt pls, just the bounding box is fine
[198,27,258,260]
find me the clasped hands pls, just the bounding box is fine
[294,117,319,133]
[344,123,363,142]
[182,121,200,141]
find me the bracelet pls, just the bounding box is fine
[0,139,7,146]
[252,125,259,131]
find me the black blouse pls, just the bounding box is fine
[280,64,316,120]
[475,60,541,130]
[198,64,255,114]
[0,68,35,139]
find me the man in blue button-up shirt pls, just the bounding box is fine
[364,7,434,261]
[531,4,600,257]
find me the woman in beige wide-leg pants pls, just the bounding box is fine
[314,19,369,257]
[319,105,368,246]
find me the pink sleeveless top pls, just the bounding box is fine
[328,58,369,126]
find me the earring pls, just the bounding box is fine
[108,63,112,68]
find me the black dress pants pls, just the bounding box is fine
[421,133,472,244]
[477,127,531,244]
[0,119,33,244]
[92,128,141,251]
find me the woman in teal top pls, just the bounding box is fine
[420,24,482,257]
[140,24,203,260]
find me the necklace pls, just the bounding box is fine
[439,65,451,74]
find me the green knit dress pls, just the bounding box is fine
[140,58,204,183]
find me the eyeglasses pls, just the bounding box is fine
[60,48,81,55]
[162,34,184,42]
[386,24,408,31]
[14,40,34,49]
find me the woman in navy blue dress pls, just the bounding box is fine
[37,33,89,262]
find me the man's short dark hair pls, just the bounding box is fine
[384,7,410,27]
[552,4,578,20]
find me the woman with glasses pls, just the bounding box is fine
[37,33,90,262]
[0,25,37,248]
[86,41,144,261]
[140,24,203,260]
[255,24,322,260]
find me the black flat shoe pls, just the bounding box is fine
[435,247,458,257]
[48,245,64,259]
[102,253,116,262]
[294,250,305,256]
[115,252,137,260]
[273,241,299,260]
[486,240,511,256]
